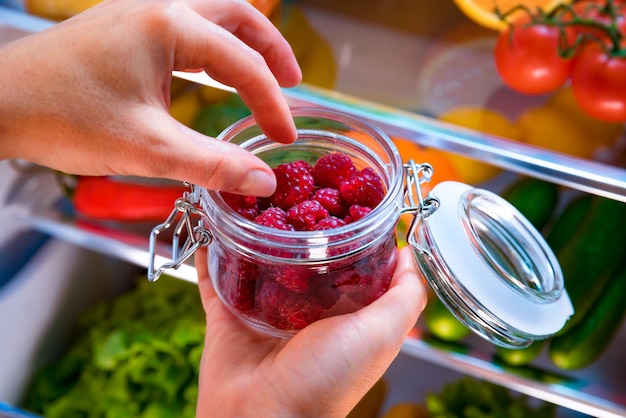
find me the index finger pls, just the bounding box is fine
[173,0,301,143]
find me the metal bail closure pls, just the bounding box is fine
[403,168,573,349]
[148,186,212,282]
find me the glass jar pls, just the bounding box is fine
[199,107,404,338]
[148,107,572,347]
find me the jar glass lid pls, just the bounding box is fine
[410,181,573,348]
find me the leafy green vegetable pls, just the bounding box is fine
[191,94,252,137]
[22,275,205,418]
[425,377,556,418]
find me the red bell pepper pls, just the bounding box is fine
[73,176,187,222]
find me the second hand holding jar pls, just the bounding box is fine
[148,107,573,347]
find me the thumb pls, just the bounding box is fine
[137,114,276,196]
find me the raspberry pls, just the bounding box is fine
[315,216,346,230]
[219,254,258,311]
[312,153,357,189]
[256,279,324,330]
[270,160,315,209]
[267,265,311,293]
[333,261,392,306]
[331,232,396,305]
[221,192,259,220]
[287,200,329,231]
[255,207,293,230]
[311,188,345,216]
[339,167,385,209]
[344,205,372,223]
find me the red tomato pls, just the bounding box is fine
[494,21,576,95]
[571,42,626,122]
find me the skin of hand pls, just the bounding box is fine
[195,246,428,417]
[0,0,301,197]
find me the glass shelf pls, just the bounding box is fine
[4,162,626,418]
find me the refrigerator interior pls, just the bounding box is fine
[1,1,626,416]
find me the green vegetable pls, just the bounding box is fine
[549,265,626,371]
[548,195,626,333]
[495,340,544,367]
[500,177,559,231]
[22,275,205,418]
[545,194,592,254]
[423,296,470,342]
[425,376,556,418]
[191,93,252,137]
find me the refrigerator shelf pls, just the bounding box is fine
[3,166,626,418]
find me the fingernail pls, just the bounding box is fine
[237,169,276,196]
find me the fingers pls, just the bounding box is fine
[271,247,427,416]
[137,112,277,195]
[356,246,427,344]
[187,0,302,87]
[194,248,216,313]
[172,0,301,143]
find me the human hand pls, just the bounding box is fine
[0,0,301,197]
[194,246,427,417]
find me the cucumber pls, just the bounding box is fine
[500,177,560,231]
[424,295,471,342]
[545,194,593,254]
[551,195,626,333]
[549,265,626,370]
[495,340,544,367]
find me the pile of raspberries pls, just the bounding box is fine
[217,152,395,332]
[220,152,386,231]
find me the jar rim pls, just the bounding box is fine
[200,107,404,256]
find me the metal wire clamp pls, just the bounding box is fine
[402,160,441,245]
[147,186,212,282]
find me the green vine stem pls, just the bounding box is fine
[495,0,625,58]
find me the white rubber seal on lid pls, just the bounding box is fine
[426,181,573,336]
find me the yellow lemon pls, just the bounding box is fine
[197,85,234,105]
[382,403,429,418]
[517,105,596,159]
[437,106,522,184]
[280,5,337,89]
[169,90,202,128]
[26,0,279,20]
[347,378,387,418]
[546,88,624,150]
[452,0,571,31]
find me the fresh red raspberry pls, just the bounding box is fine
[312,153,357,189]
[270,160,315,209]
[268,265,311,293]
[344,205,373,223]
[339,167,385,209]
[315,216,346,230]
[220,191,259,220]
[311,188,345,216]
[219,255,258,312]
[333,261,393,306]
[255,207,293,230]
[256,279,324,330]
[287,200,329,231]
[332,232,397,305]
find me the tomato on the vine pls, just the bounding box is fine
[571,42,626,122]
[567,0,626,41]
[494,20,576,95]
